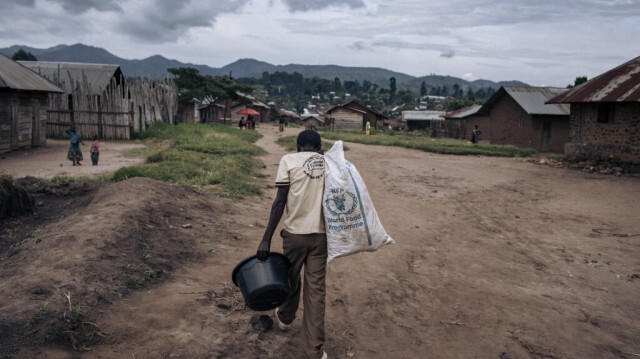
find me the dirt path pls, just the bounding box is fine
[0,139,145,179]
[4,124,640,359]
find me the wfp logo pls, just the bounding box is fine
[303,155,325,180]
[324,188,358,216]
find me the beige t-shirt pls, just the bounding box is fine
[275,151,325,234]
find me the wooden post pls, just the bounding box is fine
[68,94,75,128]
[129,101,135,139]
[97,95,104,139]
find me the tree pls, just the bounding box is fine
[453,83,460,98]
[12,49,37,61]
[420,81,427,97]
[334,77,342,92]
[567,76,588,88]
[167,67,253,104]
[389,77,397,99]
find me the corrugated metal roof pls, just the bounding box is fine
[402,110,446,121]
[0,53,64,93]
[17,61,122,94]
[444,104,482,119]
[547,56,640,103]
[480,86,570,116]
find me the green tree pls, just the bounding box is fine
[167,67,253,104]
[334,77,342,92]
[567,76,588,88]
[12,49,37,61]
[420,81,427,97]
[389,77,397,99]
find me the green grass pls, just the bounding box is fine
[319,130,536,157]
[112,122,265,197]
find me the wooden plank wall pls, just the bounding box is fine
[44,69,177,140]
[0,91,48,152]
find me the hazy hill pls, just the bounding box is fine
[1,43,527,89]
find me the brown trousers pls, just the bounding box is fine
[278,229,327,359]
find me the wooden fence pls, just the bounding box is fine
[43,69,177,140]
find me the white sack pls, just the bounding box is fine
[323,141,394,262]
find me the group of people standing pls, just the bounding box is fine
[238,116,256,130]
[65,127,100,166]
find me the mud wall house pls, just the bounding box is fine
[18,61,177,139]
[326,99,388,131]
[443,104,490,141]
[547,56,640,163]
[479,86,570,152]
[0,54,64,152]
[228,101,271,125]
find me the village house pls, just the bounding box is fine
[198,102,225,124]
[279,109,301,125]
[301,114,325,131]
[19,61,177,139]
[546,56,640,163]
[230,100,270,125]
[326,99,387,130]
[0,54,64,152]
[443,104,489,141]
[401,110,446,131]
[478,86,570,152]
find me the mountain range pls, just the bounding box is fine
[1,43,528,90]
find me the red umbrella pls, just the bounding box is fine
[236,108,260,116]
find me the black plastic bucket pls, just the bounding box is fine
[232,252,291,311]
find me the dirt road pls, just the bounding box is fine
[0,139,145,179]
[2,124,639,358]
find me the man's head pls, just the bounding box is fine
[297,130,321,152]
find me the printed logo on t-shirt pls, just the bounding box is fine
[303,154,325,180]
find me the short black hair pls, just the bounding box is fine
[297,130,321,150]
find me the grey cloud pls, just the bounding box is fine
[440,50,455,58]
[282,0,365,12]
[47,0,122,14]
[349,41,368,51]
[4,0,35,7]
[116,0,251,43]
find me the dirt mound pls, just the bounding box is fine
[0,177,226,354]
[0,175,34,219]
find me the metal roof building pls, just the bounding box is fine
[443,104,482,119]
[480,87,570,116]
[401,110,446,121]
[0,54,64,93]
[547,55,640,103]
[17,61,123,94]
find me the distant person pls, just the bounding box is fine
[239,118,245,130]
[365,120,371,136]
[471,125,481,144]
[257,130,328,359]
[65,127,84,166]
[90,135,100,166]
[279,118,285,132]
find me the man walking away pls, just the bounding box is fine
[257,130,328,359]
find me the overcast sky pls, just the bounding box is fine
[1,0,639,86]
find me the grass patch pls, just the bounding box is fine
[113,123,265,197]
[319,130,536,157]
